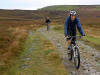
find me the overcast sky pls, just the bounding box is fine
[0,0,100,10]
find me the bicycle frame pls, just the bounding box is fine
[67,36,82,69]
[69,36,82,56]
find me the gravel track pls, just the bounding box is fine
[38,27,100,75]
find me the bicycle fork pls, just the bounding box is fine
[73,46,78,58]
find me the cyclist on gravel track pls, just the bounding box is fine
[45,17,51,31]
[64,11,85,52]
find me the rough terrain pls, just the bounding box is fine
[38,26,100,75]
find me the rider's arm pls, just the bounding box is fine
[76,18,85,36]
[64,17,69,36]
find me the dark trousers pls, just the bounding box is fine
[67,31,76,44]
[46,23,50,31]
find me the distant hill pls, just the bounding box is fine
[39,5,100,11]
[0,5,99,26]
[38,5,79,11]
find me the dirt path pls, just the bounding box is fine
[38,26,100,75]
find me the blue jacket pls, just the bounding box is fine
[64,16,85,36]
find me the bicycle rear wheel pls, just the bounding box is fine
[73,46,80,69]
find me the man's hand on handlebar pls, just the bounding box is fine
[65,35,69,38]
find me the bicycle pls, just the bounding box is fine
[67,36,82,69]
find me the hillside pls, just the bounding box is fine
[39,5,79,11]
[0,5,100,26]
[39,5,100,11]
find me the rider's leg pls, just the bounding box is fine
[48,23,49,30]
[71,32,76,45]
[48,22,50,30]
[67,38,71,53]
[67,40,71,48]
[67,37,71,47]
[47,23,49,31]
[71,37,76,45]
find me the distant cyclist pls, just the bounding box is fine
[64,11,85,52]
[45,17,51,31]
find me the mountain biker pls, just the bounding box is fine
[64,11,85,51]
[45,17,51,31]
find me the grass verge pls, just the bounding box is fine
[53,25,100,50]
[5,31,68,75]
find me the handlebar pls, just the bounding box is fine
[68,36,83,38]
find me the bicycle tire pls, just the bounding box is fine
[73,46,80,69]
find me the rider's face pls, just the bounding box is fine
[71,15,76,21]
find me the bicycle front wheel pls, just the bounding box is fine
[73,46,80,69]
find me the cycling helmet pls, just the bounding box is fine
[70,11,77,16]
